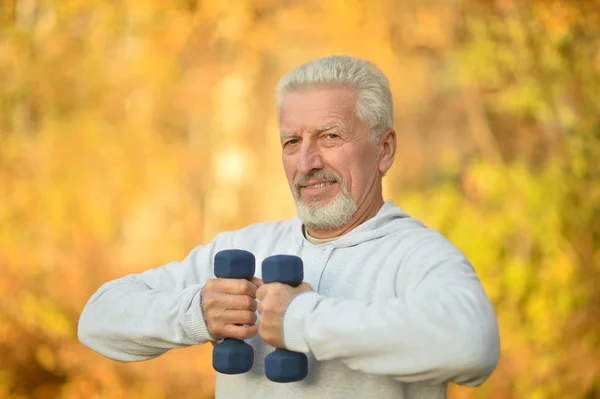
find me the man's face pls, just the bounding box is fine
[279,86,382,230]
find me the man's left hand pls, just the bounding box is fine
[256,281,314,348]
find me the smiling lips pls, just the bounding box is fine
[300,180,337,196]
[303,181,335,189]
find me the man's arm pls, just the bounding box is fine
[281,233,500,387]
[77,232,233,362]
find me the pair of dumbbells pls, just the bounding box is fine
[212,249,308,383]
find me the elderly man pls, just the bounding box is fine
[78,55,500,398]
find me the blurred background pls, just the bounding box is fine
[1,0,599,398]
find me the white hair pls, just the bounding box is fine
[276,55,394,143]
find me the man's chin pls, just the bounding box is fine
[295,199,356,231]
[297,196,334,208]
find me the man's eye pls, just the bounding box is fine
[327,134,339,139]
[286,139,299,145]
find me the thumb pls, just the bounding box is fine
[250,276,264,288]
[298,282,314,292]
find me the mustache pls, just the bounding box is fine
[293,170,342,191]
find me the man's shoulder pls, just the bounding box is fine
[370,215,462,256]
[236,218,298,237]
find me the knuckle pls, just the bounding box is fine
[204,279,216,291]
[210,308,224,322]
[220,295,233,309]
[246,297,256,310]
[216,325,225,336]
[241,328,254,340]
[228,328,241,340]
[222,324,233,337]
[272,283,284,292]
[258,325,266,339]
[206,310,218,324]
[235,280,248,294]
[244,311,257,325]
[239,296,253,310]
[259,330,272,345]
[222,325,234,339]
[208,323,222,339]
[222,279,236,293]
[262,316,275,329]
[262,300,274,313]
[217,308,227,321]
[202,296,215,310]
[234,326,253,340]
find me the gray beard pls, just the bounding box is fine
[292,171,358,230]
[295,191,358,230]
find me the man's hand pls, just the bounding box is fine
[201,277,263,340]
[256,282,314,348]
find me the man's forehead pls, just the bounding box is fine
[279,88,356,116]
[278,88,357,134]
[280,123,342,137]
[315,123,341,132]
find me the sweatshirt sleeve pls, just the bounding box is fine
[77,232,234,362]
[281,232,500,387]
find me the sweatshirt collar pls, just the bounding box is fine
[291,200,408,248]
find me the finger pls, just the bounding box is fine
[216,278,258,297]
[222,310,257,326]
[250,277,264,288]
[256,282,285,301]
[256,284,267,301]
[225,294,257,312]
[257,300,263,315]
[222,324,259,340]
[298,282,313,292]
[207,293,256,312]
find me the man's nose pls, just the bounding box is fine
[297,141,324,175]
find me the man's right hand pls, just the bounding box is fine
[201,277,264,340]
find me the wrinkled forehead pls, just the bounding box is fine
[278,87,358,132]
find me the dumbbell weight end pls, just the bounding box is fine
[213,338,254,374]
[265,348,308,383]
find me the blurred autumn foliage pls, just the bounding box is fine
[1,0,599,398]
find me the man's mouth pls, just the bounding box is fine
[302,181,335,189]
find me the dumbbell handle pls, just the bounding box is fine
[262,255,308,382]
[212,249,255,375]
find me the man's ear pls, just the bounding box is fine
[378,128,397,176]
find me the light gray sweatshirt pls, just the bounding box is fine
[78,201,500,398]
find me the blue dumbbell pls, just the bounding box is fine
[212,249,256,374]
[261,255,308,383]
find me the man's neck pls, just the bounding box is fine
[303,226,340,245]
[306,195,384,239]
